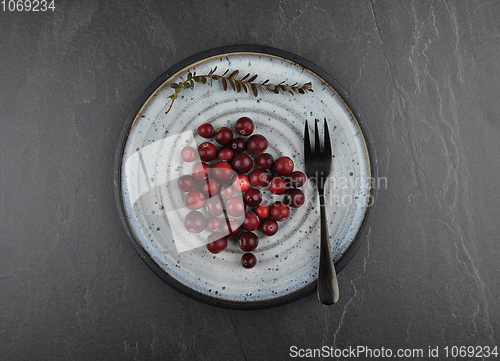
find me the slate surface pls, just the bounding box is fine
[1,1,499,360]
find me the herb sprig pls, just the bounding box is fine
[165,66,313,114]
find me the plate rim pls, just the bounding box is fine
[113,44,378,309]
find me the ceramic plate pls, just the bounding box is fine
[114,45,377,309]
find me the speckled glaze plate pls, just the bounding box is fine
[114,45,377,309]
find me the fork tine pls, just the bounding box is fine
[304,119,312,160]
[323,118,332,158]
[314,118,321,153]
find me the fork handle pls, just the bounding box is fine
[317,187,339,305]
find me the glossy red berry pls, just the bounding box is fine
[232,174,250,192]
[217,146,234,161]
[185,189,206,210]
[270,201,290,221]
[192,162,210,181]
[238,232,259,252]
[177,175,196,192]
[197,123,214,138]
[205,196,224,217]
[232,153,254,174]
[247,134,268,155]
[273,156,294,175]
[206,232,228,254]
[283,189,305,208]
[230,138,247,153]
[243,188,262,207]
[181,146,197,162]
[261,218,278,236]
[241,253,257,269]
[211,162,235,183]
[242,212,260,231]
[184,210,206,233]
[198,142,217,162]
[249,168,270,188]
[289,171,307,187]
[269,176,287,195]
[219,184,235,199]
[214,127,233,145]
[200,177,219,197]
[235,116,255,136]
[257,153,274,169]
[221,218,241,237]
[206,217,221,232]
[226,197,246,218]
[255,204,269,219]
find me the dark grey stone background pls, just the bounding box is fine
[1,1,499,360]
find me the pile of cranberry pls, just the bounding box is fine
[177,116,306,269]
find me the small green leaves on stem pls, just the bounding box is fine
[165,68,313,114]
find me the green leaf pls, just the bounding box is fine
[212,75,219,80]
[170,83,178,88]
[229,70,239,81]
[235,81,241,93]
[201,76,207,84]
[184,82,191,88]
[187,72,192,80]
[168,94,175,99]
[194,76,200,82]
[268,84,275,91]
[240,82,248,93]
[175,86,182,93]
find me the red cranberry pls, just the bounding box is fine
[219,184,235,199]
[205,196,224,217]
[247,134,268,155]
[197,123,214,138]
[206,217,221,232]
[185,189,206,210]
[241,253,257,269]
[273,156,294,175]
[192,162,210,181]
[226,197,246,217]
[261,218,278,236]
[232,153,254,174]
[221,218,241,237]
[217,146,234,161]
[235,116,255,136]
[232,174,250,192]
[206,232,228,254]
[283,189,305,208]
[249,168,270,188]
[238,232,259,252]
[181,146,197,162]
[184,210,205,233]
[257,153,274,169]
[198,142,217,162]
[211,162,235,183]
[200,177,219,197]
[255,204,269,219]
[242,212,260,231]
[177,175,196,192]
[214,127,233,145]
[270,201,290,221]
[269,176,287,195]
[289,171,307,187]
[243,188,262,207]
[230,138,247,153]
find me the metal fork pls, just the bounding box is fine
[304,118,339,305]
